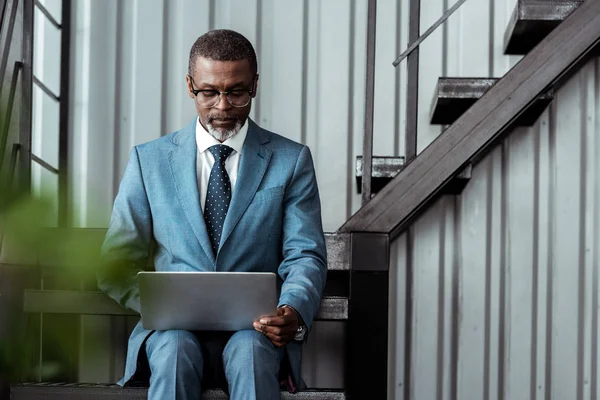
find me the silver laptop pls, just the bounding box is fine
[138,271,278,331]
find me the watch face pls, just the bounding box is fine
[294,326,306,341]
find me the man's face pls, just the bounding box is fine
[186,57,258,142]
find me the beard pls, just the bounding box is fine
[206,115,243,142]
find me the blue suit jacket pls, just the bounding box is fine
[97,118,327,389]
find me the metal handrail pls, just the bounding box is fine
[31,154,59,175]
[392,0,469,67]
[34,0,60,29]
[33,75,60,101]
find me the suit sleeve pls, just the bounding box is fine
[97,147,153,314]
[277,146,327,329]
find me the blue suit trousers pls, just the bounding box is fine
[144,329,284,400]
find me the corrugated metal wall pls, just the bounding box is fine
[389,58,600,400]
[69,0,522,232]
[64,0,600,396]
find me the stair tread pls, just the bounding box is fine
[1,229,348,272]
[355,156,405,178]
[22,290,348,320]
[504,0,584,54]
[430,77,553,126]
[11,383,346,399]
[355,156,472,195]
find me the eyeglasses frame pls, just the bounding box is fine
[187,74,258,109]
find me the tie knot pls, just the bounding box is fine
[208,144,234,164]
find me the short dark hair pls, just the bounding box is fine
[188,29,258,76]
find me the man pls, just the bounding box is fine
[97,29,327,400]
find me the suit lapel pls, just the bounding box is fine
[169,120,216,266]
[219,121,272,254]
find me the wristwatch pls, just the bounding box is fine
[281,305,308,341]
[294,324,307,341]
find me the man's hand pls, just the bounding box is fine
[253,306,299,348]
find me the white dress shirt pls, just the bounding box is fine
[195,118,248,211]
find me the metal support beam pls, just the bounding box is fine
[347,233,389,399]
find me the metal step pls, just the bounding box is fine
[22,290,348,321]
[355,156,405,194]
[10,383,346,399]
[356,156,472,196]
[504,0,584,55]
[430,78,553,126]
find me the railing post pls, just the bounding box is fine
[405,0,420,163]
[361,0,377,205]
[58,0,71,227]
[19,0,33,195]
[347,233,389,399]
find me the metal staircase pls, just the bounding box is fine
[2,0,599,399]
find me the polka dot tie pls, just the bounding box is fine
[204,144,234,255]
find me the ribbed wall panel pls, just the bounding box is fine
[64,0,600,394]
[70,0,522,232]
[389,58,600,400]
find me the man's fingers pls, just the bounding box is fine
[253,306,299,347]
[252,323,288,347]
[253,322,295,337]
[259,316,286,326]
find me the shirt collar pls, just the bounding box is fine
[195,117,248,155]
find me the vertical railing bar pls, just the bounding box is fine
[0,0,20,97]
[0,61,22,168]
[0,0,8,36]
[19,0,33,194]
[405,0,420,163]
[58,0,71,227]
[0,143,21,251]
[361,0,377,205]
[7,143,20,188]
[403,1,420,399]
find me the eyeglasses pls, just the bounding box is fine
[188,75,255,108]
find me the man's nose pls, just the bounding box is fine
[214,93,232,111]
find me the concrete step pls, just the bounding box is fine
[430,78,553,126]
[10,383,346,399]
[504,0,585,55]
[24,229,349,272]
[22,290,349,321]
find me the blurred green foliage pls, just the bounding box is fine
[0,102,106,383]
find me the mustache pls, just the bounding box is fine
[207,114,240,123]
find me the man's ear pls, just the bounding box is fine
[251,74,259,98]
[186,75,195,99]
